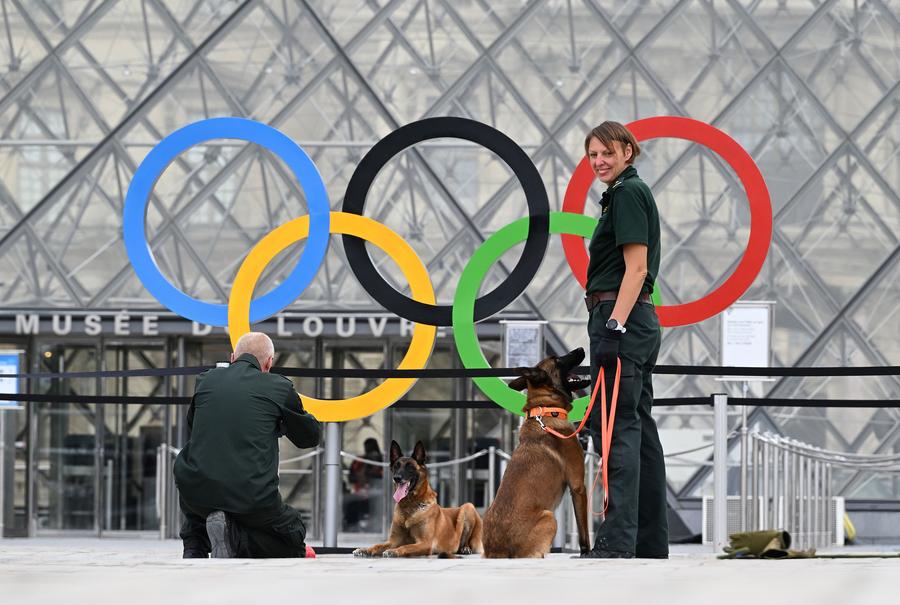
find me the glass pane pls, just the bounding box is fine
[101,344,168,532]
[34,344,98,531]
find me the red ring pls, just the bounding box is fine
[562,116,772,327]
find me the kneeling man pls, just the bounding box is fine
[175,332,321,558]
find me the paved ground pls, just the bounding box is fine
[1,539,898,605]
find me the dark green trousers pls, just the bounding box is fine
[588,300,668,557]
[179,494,308,558]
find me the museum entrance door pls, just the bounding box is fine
[28,339,171,536]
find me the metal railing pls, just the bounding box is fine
[736,430,900,550]
[741,432,836,550]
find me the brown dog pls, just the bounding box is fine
[353,441,484,558]
[482,348,593,558]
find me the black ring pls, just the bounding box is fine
[341,117,550,326]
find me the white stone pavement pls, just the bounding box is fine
[1,539,898,605]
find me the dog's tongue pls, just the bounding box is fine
[393,481,410,503]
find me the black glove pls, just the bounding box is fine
[596,328,621,372]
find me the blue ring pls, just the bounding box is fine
[123,117,330,326]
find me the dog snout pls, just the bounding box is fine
[393,474,404,483]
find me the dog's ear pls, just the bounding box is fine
[508,368,550,391]
[507,368,530,392]
[412,440,427,466]
[389,440,402,465]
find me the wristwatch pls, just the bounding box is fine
[606,318,627,334]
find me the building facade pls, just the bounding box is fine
[0,0,897,540]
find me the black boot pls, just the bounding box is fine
[579,537,635,559]
[182,548,208,559]
[580,547,635,559]
[636,552,668,559]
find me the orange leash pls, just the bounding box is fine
[529,360,622,515]
[596,360,621,515]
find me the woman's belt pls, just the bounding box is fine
[584,290,652,313]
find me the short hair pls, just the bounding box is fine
[233,332,275,366]
[584,121,641,164]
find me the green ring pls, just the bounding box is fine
[452,212,597,419]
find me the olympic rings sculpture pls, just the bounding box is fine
[124,116,772,422]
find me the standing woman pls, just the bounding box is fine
[581,122,667,559]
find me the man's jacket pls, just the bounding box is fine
[173,353,321,513]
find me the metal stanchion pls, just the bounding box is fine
[761,439,769,529]
[804,458,816,548]
[809,456,815,546]
[799,453,806,549]
[784,444,792,537]
[813,460,824,547]
[808,450,815,547]
[312,448,322,541]
[772,444,784,527]
[739,406,748,532]
[0,410,6,539]
[750,433,758,530]
[105,459,113,532]
[826,463,834,544]
[713,393,729,552]
[487,446,496,507]
[159,444,168,540]
[323,423,341,548]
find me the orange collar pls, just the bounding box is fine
[527,406,569,420]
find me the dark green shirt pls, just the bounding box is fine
[173,353,321,513]
[585,165,660,295]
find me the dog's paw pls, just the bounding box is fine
[382,549,399,558]
[458,547,473,555]
[352,548,371,557]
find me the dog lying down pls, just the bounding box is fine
[353,441,483,558]
[482,347,593,558]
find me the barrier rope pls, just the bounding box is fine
[2,365,895,409]
[2,392,898,408]
[1,364,897,380]
[337,449,493,469]
[427,449,489,468]
[280,448,323,464]
[339,451,389,467]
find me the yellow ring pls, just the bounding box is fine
[228,212,436,422]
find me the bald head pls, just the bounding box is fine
[231,332,275,372]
